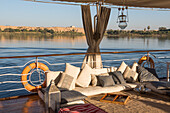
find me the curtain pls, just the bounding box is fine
[81,5,111,69]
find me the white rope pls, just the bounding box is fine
[157,56,170,59]
[0,81,23,84]
[102,58,138,62]
[0,58,139,74]
[0,59,50,70]
[0,79,44,84]
[48,62,65,66]
[0,73,32,77]
[0,88,26,93]
[0,65,24,69]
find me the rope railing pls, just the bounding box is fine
[0,80,44,84]
[0,88,26,93]
[0,49,169,94]
[0,49,169,59]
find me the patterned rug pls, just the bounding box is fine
[59,104,107,113]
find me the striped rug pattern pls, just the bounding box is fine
[59,104,107,113]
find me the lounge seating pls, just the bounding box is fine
[39,87,86,106]
[143,81,170,96]
[39,61,169,111]
[38,63,138,112]
[74,83,136,96]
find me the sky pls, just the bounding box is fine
[1,0,170,30]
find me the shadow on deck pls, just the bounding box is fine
[0,94,48,113]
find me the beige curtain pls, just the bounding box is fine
[81,5,111,69]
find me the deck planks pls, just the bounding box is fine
[0,95,46,113]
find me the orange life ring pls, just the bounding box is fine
[138,56,155,68]
[21,62,49,92]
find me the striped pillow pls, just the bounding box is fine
[57,72,74,90]
[137,65,159,82]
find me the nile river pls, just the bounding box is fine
[0,34,170,98]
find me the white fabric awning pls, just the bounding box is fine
[25,0,170,9]
[52,0,170,9]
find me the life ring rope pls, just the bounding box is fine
[138,56,155,68]
[21,62,49,92]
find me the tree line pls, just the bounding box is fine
[0,27,84,36]
[106,27,170,36]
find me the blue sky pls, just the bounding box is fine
[1,0,170,30]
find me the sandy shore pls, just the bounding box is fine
[85,91,170,113]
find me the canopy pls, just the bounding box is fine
[51,0,170,9]
[25,0,170,9]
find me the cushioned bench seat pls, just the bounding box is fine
[74,83,137,96]
[61,90,86,104]
[38,88,86,105]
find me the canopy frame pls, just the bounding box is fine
[25,0,170,11]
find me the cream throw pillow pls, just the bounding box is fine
[123,66,138,82]
[117,61,127,74]
[45,71,62,87]
[132,61,138,72]
[64,63,80,89]
[76,64,92,87]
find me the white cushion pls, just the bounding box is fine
[74,83,137,96]
[123,66,138,82]
[123,66,131,78]
[64,63,80,89]
[76,64,92,87]
[91,68,108,75]
[45,71,62,87]
[117,61,127,74]
[132,61,138,72]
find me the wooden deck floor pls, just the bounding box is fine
[0,94,46,113]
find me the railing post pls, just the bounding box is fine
[36,57,38,70]
[167,63,169,82]
[147,52,150,68]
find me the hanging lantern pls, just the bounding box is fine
[117,6,129,29]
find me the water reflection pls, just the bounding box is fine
[0,95,46,113]
[0,33,170,49]
[0,33,87,48]
[105,36,170,49]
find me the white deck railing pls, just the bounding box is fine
[0,50,169,95]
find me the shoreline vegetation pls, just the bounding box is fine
[0,28,84,37]
[106,27,170,37]
[0,26,170,37]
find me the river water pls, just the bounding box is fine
[0,34,170,98]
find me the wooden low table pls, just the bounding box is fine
[100,93,130,105]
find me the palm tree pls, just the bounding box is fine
[147,26,150,31]
[144,28,146,31]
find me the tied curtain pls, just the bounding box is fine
[81,5,111,69]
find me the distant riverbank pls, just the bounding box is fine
[106,33,170,38]
[106,29,170,37]
[0,25,85,36]
[0,30,84,37]
[1,25,170,38]
[0,32,84,39]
